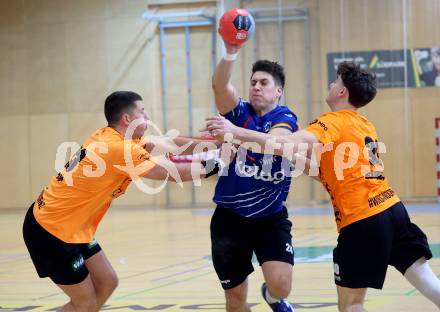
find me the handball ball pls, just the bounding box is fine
[218,8,255,45]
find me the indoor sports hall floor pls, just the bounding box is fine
[1,203,439,311]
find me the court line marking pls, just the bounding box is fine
[114,270,214,300]
[31,258,208,300]
[151,263,212,282]
[405,274,440,296]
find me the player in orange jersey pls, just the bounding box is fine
[205,62,440,311]
[23,91,215,312]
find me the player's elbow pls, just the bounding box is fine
[211,77,227,93]
[211,77,220,92]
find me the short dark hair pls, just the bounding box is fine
[252,60,285,88]
[337,61,377,108]
[104,91,142,126]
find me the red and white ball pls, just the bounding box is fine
[218,8,255,45]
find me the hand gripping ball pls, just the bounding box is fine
[218,8,255,45]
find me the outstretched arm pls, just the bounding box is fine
[212,43,242,114]
[204,115,319,157]
[143,134,219,156]
[142,162,207,182]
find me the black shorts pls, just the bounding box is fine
[22,204,102,285]
[333,201,432,289]
[210,206,294,290]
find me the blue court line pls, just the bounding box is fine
[405,203,440,213]
[0,253,29,264]
[203,244,440,263]
[192,203,439,216]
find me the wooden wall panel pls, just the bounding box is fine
[0,0,438,209]
[0,116,31,209]
[411,90,440,197]
[0,1,27,116]
[27,23,68,114]
[65,20,108,113]
[29,114,69,200]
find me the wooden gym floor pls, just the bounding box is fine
[1,203,439,311]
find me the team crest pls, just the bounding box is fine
[263,122,272,132]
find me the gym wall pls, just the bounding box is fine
[0,0,438,209]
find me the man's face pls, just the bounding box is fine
[128,100,149,139]
[248,71,282,111]
[326,76,346,106]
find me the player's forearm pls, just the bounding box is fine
[212,58,235,92]
[232,128,300,157]
[171,136,196,155]
[205,117,317,157]
[292,153,320,181]
[173,136,218,155]
[171,163,205,182]
[144,136,216,156]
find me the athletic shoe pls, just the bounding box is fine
[261,282,295,312]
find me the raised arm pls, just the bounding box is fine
[212,43,242,114]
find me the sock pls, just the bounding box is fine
[265,287,281,304]
[404,257,440,308]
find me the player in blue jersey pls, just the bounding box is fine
[210,40,298,312]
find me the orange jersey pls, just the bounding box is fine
[33,127,156,243]
[306,110,400,231]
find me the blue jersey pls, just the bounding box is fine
[213,99,299,218]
